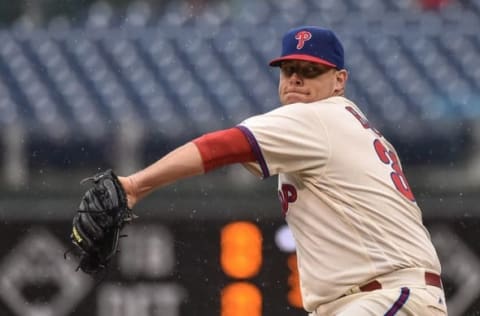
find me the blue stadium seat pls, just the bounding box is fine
[118,38,187,139]
[230,0,272,26]
[383,0,418,12]
[66,36,141,126]
[0,34,26,123]
[354,0,388,14]
[158,1,195,27]
[0,36,70,140]
[213,37,278,113]
[139,35,225,134]
[469,0,480,16]
[84,1,114,29]
[174,37,239,121]
[25,37,107,140]
[306,0,350,26]
[194,1,231,27]
[124,1,152,27]
[439,34,480,88]
[270,0,308,26]
[0,0,479,167]
[242,27,279,66]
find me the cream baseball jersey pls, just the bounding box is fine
[239,96,441,312]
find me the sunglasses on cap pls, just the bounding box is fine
[280,62,334,79]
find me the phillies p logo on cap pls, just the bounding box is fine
[269,26,345,70]
[295,31,312,49]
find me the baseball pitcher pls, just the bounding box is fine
[68,26,447,315]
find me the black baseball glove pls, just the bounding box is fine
[68,169,136,274]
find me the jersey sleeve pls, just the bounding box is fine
[239,103,330,178]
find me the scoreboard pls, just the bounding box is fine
[3,207,479,315]
[0,219,306,316]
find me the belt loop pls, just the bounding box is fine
[344,285,361,296]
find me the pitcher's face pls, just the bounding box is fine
[278,60,348,105]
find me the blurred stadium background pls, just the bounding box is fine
[0,0,479,315]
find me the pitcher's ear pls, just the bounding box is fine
[334,69,348,94]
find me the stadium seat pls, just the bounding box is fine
[1,0,479,168]
[230,0,271,26]
[124,1,152,27]
[85,1,114,29]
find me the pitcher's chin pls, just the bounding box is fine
[283,93,310,104]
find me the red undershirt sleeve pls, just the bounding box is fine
[192,127,257,172]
